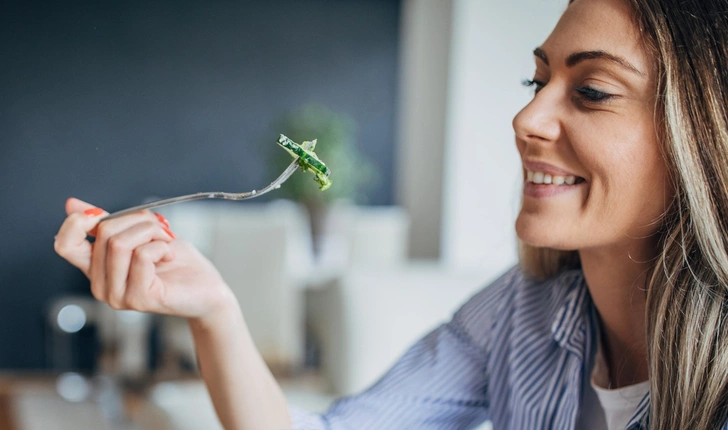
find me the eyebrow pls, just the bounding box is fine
[533,47,645,77]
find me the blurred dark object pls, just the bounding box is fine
[45,296,101,373]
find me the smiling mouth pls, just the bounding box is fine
[525,169,586,185]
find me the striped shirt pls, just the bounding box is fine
[289,266,726,429]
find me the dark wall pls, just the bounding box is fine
[0,0,399,369]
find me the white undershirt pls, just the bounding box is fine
[576,342,650,430]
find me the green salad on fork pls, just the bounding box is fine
[276,134,332,191]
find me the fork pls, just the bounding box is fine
[100,141,312,222]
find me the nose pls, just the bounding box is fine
[512,87,562,146]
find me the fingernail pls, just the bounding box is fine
[154,213,170,229]
[163,227,176,239]
[84,208,105,217]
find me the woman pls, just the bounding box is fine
[54,0,728,428]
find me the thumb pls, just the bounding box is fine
[66,197,98,215]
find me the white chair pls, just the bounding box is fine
[324,204,410,268]
[306,263,495,396]
[155,202,221,371]
[157,200,314,374]
[209,200,314,373]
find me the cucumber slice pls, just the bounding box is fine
[277,134,332,191]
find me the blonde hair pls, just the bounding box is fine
[520,0,728,428]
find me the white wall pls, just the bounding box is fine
[395,0,454,259]
[397,0,566,272]
[440,0,566,271]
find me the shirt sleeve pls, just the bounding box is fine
[288,267,519,430]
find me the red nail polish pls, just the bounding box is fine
[84,208,104,217]
[163,227,176,239]
[155,213,170,228]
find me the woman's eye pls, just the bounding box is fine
[521,79,616,105]
[574,86,613,103]
[522,79,545,94]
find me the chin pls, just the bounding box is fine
[515,215,574,251]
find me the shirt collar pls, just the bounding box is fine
[623,393,728,429]
[550,270,654,429]
[550,271,591,358]
[624,392,651,429]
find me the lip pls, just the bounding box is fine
[523,181,584,198]
[521,160,586,199]
[522,160,583,179]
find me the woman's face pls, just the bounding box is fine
[513,0,671,253]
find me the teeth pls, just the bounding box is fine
[526,169,578,186]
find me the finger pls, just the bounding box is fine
[89,211,169,302]
[104,221,175,308]
[65,197,98,216]
[66,197,106,237]
[125,240,176,312]
[54,204,108,276]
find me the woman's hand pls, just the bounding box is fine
[55,198,294,429]
[54,197,235,321]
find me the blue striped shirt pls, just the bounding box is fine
[289,266,723,429]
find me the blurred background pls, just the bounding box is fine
[0,0,564,428]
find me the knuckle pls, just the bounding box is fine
[131,246,150,262]
[55,241,76,259]
[123,294,145,312]
[89,285,105,303]
[95,222,111,239]
[53,239,66,256]
[107,236,127,254]
[106,297,124,310]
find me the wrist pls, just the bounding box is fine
[188,288,243,334]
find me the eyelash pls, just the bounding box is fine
[522,79,614,104]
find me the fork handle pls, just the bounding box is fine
[100,192,255,222]
[98,140,310,223]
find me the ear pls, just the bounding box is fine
[65,197,98,215]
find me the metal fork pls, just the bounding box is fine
[100,141,312,222]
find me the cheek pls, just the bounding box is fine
[575,122,661,190]
[585,134,670,226]
[616,139,666,197]
[635,157,672,218]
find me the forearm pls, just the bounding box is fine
[188,293,292,430]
